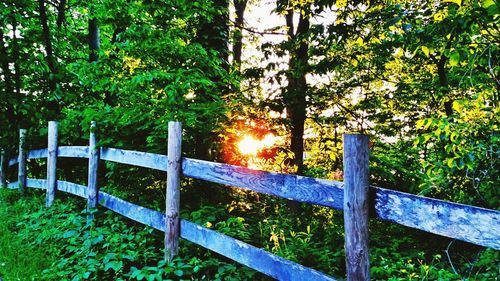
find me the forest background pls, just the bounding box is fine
[0,0,498,280]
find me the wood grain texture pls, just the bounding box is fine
[26,178,47,189]
[165,121,182,262]
[92,190,338,281]
[0,149,6,188]
[8,178,47,190]
[4,143,497,250]
[374,187,500,250]
[100,147,167,170]
[98,191,165,231]
[343,134,370,281]
[46,121,58,207]
[58,146,89,158]
[87,121,99,210]
[182,158,344,210]
[18,129,27,193]
[180,220,338,281]
[28,148,48,159]
[57,180,87,198]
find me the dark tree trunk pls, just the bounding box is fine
[192,0,230,203]
[56,0,67,28]
[232,0,247,69]
[285,10,309,176]
[38,0,61,116]
[197,0,229,72]
[194,0,229,161]
[284,7,310,213]
[39,0,57,83]
[437,58,453,117]
[437,40,453,117]
[89,17,100,62]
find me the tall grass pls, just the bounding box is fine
[0,189,55,281]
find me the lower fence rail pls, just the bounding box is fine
[7,179,338,281]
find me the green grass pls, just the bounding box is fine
[0,189,55,281]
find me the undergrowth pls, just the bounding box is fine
[0,189,55,280]
[0,188,498,280]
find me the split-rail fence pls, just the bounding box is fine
[0,121,498,281]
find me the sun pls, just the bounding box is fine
[237,135,261,156]
[237,134,277,156]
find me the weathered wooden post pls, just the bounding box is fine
[0,149,6,188]
[18,129,27,193]
[343,134,370,281]
[46,121,58,207]
[87,121,99,214]
[165,121,182,262]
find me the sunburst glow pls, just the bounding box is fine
[237,136,260,156]
[237,134,277,156]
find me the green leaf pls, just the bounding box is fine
[450,132,458,143]
[174,269,183,277]
[452,100,462,113]
[63,230,77,238]
[449,51,460,67]
[481,0,495,8]
[444,0,462,6]
[105,260,123,272]
[416,119,425,129]
[421,46,430,57]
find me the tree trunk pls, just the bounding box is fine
[56,0,67,28]
[38,0,60,116]
[232,0,247,70]
[194,0,229,160]
[437,40,453,117]
[198,0,229,72]
[286,10,309,176]
[89,16,100,62]
[193,0,230,203]
[284,7,310,213]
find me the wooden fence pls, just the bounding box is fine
[1,121,499,281]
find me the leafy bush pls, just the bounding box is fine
[1,188,498,281]
[8,191,266,280]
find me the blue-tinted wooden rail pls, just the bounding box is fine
[5,145,500,280]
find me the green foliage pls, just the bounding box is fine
[2,187,499,280]
[414,96,499,208]
[0,189,56,280]
[370,222,499,281]
[1,190,267,280]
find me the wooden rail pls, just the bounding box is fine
[6,146,500,249]
[1,121,499,281]
[8,177,337,281]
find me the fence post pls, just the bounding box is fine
[18,129,27,193]
[87,121,99,214]
[0,149,6,188]
[343,134,370,281]
[46,121,58,207]
[165,121,182,262]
